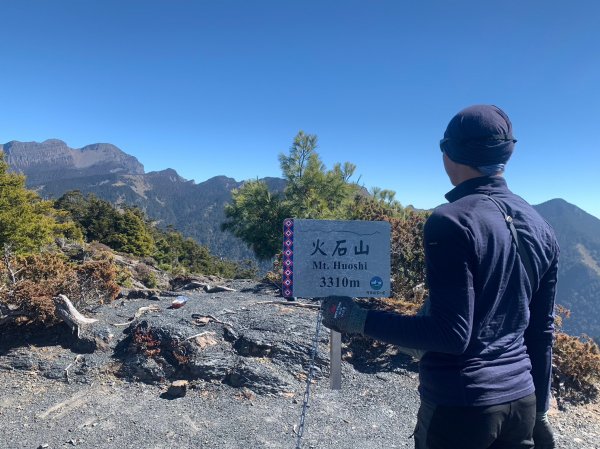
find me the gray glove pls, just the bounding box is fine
[321,297,368,335]
[532,412,555,449]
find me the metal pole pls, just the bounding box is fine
[330,330,342,389]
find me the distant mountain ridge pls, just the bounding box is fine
[1,139,285,263]
[533,199,600,340]
[2,139,599,339]
[1,139,144,185]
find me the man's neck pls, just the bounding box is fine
[451,166,488,186]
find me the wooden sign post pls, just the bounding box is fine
[282,219,391,389]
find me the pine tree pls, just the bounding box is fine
[0,152,80,253]
[279,131,359,218]
[222,131,360,260]
[109,207,156,257]
[222,180,290,260]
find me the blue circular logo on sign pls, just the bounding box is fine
[370,276,383,290]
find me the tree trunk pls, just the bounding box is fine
[53,294,110,352]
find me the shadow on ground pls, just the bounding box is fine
[0,323,92,355]
[343,334,419,374]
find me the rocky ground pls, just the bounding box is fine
[0,280,598,449]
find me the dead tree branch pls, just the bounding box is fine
[3,244,17,285]
[53,294,99,338]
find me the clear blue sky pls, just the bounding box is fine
[1,1,599,218]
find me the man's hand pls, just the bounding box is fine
[532,412,555,449]
[321,297,368,335]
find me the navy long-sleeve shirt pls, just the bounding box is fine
[364,176,559,412]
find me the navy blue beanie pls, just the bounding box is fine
[440,105,517,166]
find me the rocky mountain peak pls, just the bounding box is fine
[534,199,600,340]
[535,198,600,245]
[2,139,144,185]
[147,168,184,179]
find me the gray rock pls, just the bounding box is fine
[233,331,274,357]
[163,380,189,399]
[126,289,158,300]
[225,359,293,394]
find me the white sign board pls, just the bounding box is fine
[282,219,391,298]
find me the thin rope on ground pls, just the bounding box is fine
[295,304,323,449]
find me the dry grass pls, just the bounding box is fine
[1,250,120,326]
[553,306,600,406]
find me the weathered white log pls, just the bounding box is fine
[183,281,210,290]
[112,305,161,327]
[190,313,231,327]
[205,285,236,293]
[185,330,216,341]
[53,294,98,338]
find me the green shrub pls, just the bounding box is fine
[135,263,159,289]
[56,191,253,279]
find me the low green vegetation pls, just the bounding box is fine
[0,153,81,253]
[0,150,255,280]
[1,150,256,330]
[55,190,257,279]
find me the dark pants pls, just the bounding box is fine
[414,393,536,449]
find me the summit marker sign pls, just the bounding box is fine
[282,219,391,299]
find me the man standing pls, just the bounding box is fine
[321,105,559,449]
